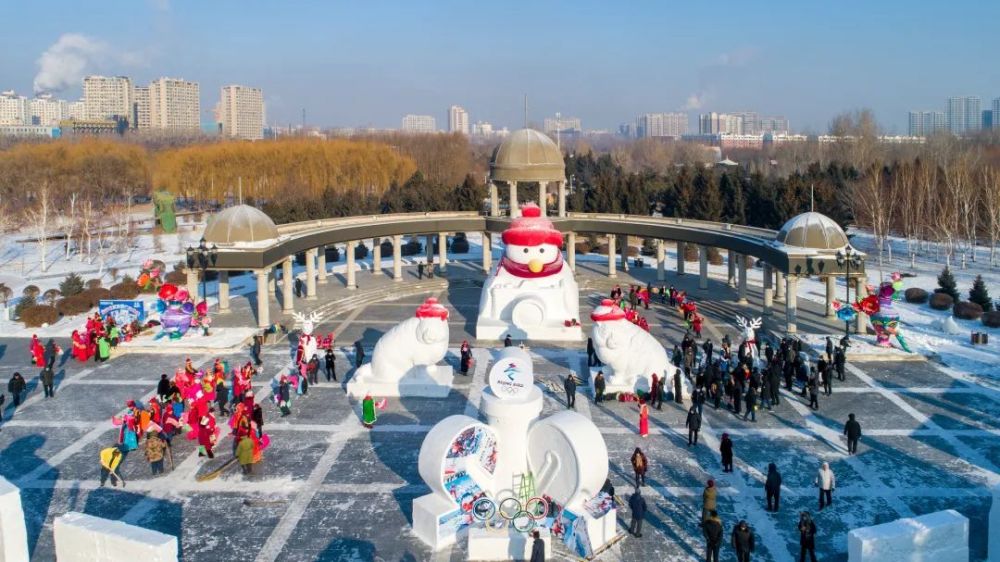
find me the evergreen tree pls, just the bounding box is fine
[935,266,960,301]
[968,274,993,311]
[691,167,722,221]
[720,172,746,225]
[59,273,85,297]
[452,174,487,212]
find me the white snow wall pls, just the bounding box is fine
[0,477,28,562]
[848,509,968,562]
[54,512,178,562]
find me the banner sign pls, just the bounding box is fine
[98,300,146,326]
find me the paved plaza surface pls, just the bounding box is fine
[1,261,998,561]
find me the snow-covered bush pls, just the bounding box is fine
[929,293,954,311]
[110,282,141,300]
[21,305,58,327]
[56,295,92,316]
[354,243,369,260]
[982,311,1000,328]
[904,288,929,304]
[953,301,983,320]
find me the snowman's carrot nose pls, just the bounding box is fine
[529,259,543,273]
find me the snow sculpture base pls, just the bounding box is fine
[467,527,551,561]
[413,493,466,551]
[583,508,618,551]
[346,364,454,399]
[0,476,28,562]
[990,482,1000,562]
[54,512,178,562]
[589,367,689,401]
[847,509,968,562]
[476,315,583,342]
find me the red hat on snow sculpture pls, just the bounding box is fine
[502,204,563,247]
[591,299,627,322]
[415,297,449,321]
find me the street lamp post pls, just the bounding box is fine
[835,246,863,343]
[186,237,218,306]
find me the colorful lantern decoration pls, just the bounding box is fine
[155,282,210,339]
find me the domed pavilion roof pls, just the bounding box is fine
[490,128,565,183]
[775,212,849,250]
[203,204,279,245]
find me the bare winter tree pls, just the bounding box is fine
[849,162,897,265]
[942,150,980,265]
[27,181,52,273]
[981,166,1000,267]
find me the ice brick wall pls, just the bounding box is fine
[54,512,177,562]
[0,477,28,562]
[848,509,968,562]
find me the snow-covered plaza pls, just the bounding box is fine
[1,252,998,561]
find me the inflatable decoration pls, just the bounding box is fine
[414,347,617,558]
[735,316,763,369]
[155,283,210,339]
[293,311,321,372]
[866,273,910,352]
[346,297,454,398]
[476,203,582,341]
[589,299,685,399]
[135,259,165,293]
[832,300,858,323]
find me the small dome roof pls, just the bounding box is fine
[490,128,565,183]
[776,212,849,250]
[203,205,278,245]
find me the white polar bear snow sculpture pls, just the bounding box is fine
[346,298,454,398]
[476,203,582,342]
[589,299,686,398]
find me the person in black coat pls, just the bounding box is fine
[674,371,683,405]
[44,339,58,369]
[701,510,724,562]
[354,341,365,368]
[7,373,26,407]
[743,386,757,422]
[719,433,734,473]
[807,374,820,410]
[563,374,576,409]
[834,346,846,381]
[825,336,835,362]
[798,511,818,562]
[627,488,647,537]
[156,374,171,402]
[324,347,337,382]
[593,371,606,403]
[503,334,513,347]
[250,335,263,367]
[686,406,702,446]
[529,529,545,562]
[731,520,755,562]
[767,362,781,407]
[586,337,601,367]
[844,413,862,455]
[765,462,782,512]
[40,365,55,398]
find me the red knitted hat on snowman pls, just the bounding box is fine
[415,297,449,321]
[502,204,563,247]
[591,299,627,322]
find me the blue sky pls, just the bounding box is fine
[1,0,997,133]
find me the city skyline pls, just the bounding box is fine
[0,1,998,133]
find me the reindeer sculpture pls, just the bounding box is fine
[292,311,322,367]
[735,315,763,369]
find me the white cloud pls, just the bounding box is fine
[683,94,705,110]
[33,33,148,94]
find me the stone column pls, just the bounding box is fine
[482,232,492,273]
[854,276,867,333]
[255,269,270,328]
[825,276,837,318]
[489,182,500,216]
[438,232,447,274]
[425,234,434,265]
[538,181,547,216]
[737,254,748,304]
[677,241,686,275]
[282,258,294,313]
[567,231,576,272]
[786,275,798,334]
[268,267,276,296]
[763,264,774,316]
[620,235,629,272]
[558,180,566,217]
[218,271,230,312]
[509,181,519,216]
[185,268,199,302]
[305,248,317,300]
[727,249,737,287]
[372,238,383,275]
[393,235,402,282]
[346,241,357,290]
[775,271,785,300]
[656,240,666,281]
[317,246,328,284]
[699,245,708,290]
[607,234,617,278]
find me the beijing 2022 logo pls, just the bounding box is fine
[489,357,532,398]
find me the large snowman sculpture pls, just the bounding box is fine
[590,299,686,399]
[476,203,582,341]
[414,347,616,559]
[346,298,453,398]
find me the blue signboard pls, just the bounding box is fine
[98,300,146,326]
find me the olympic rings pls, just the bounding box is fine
[511,511,535,533]
[472,497,496,522]
[498,497,522,520]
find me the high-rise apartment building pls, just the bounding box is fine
[543,116,582,135]
[947,96,981,135]
[983,110,993,131]
[636,113,688,138]
[83,75,133,123]
[448,105,469,135]
[218,85,265,140]
[471,121,494,137]
[759,116,790,134]
[908,111,947,136]
[0,91,30,125]
[729,112,760,135]
[699,112,743,135]
[401,114,436,133]
[29,94,67,126]
[149,78,200,131]
[132,86,151,129]
[66,100,86,120]
[993,98,1000,130]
